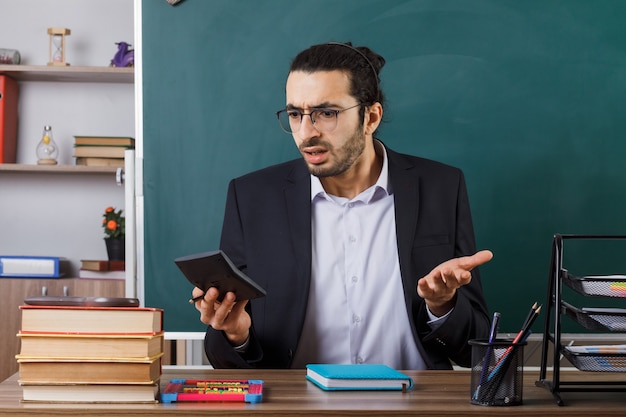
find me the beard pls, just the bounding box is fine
[300,128,366,178]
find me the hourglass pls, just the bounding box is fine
[47,28,71,66]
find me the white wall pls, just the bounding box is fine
[1,0,133,67]
[0,0,135,278]
[1,0,134,164]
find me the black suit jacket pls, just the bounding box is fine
[205,144,490,369]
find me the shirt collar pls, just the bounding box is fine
[311,140,391,203]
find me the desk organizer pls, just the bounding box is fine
[563,273,626,298]
[536,234,626,405]
[469,339,525,406]
[562,302,626,332]
[561,345,626,372]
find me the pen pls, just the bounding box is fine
[188,293,205,304]
[488,312,501,342]
[473,312,500,400]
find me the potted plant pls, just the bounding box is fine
[103,206,125,260]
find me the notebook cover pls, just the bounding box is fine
[305,364,414,391]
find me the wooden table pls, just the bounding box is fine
[0,368,624,416]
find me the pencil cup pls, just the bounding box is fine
[469,339,526,406]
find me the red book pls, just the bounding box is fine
[80,259,125,271]
[0,75,18,163]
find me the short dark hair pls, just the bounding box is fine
[289,42,386,112]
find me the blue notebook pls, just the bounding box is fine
[305,364,414,391]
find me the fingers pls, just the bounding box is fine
[417,250,494,301]
[430,249,493,287]
[417,270,459,299]
[192,288,245,327]
[191,287,251,347]
[457,250,493,271]
[229,295,249,316]
[212,292,238,322]
[191,287,205,299]
[193,287,224,323]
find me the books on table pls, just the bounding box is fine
[21,383,159,403]
[18,333,164,359]
[17,356,162,384]
[20,305,162,334]
[19,366,161,403]
[0,255,69,278]
[17,304,164,403]
[305,364,414,391]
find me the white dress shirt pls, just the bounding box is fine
[291,144,448,369]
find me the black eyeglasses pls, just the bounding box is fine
[276,103,361,133]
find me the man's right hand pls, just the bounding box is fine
[192,287,251,346]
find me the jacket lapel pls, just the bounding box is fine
[284,161,313,297]
[387,147,419,284]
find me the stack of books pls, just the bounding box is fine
[73,136,135,168]
[79,259,125,280]
[16,304,164,403]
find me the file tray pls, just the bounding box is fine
[563,272,626,297]
[562,346,626,372]
[160,379,263,404]
[562,301,626,331]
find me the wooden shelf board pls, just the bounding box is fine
[0,164,118,174]
[0,65,133,83]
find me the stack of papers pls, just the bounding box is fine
[566,345,626,355]
[565,345,626,372]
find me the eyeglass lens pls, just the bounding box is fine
[278,109,339,133]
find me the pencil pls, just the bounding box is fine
[487,303,541,381]
[521,305,541,342]
[189,293,205,304]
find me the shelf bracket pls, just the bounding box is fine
[115,168,125,186]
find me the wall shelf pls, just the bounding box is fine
[0,65,133,83]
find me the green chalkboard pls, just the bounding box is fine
[142,0,626,333]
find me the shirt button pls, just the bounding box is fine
[353,314,361,323]
[349,235,356,243]
[356,356,364,364]
[351,276,358,283]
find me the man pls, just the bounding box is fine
[193,42,492,370]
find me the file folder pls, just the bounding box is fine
[0,75,18,163]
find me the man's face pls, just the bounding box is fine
[285,70,365,178]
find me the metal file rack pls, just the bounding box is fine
[536,234,626,405]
